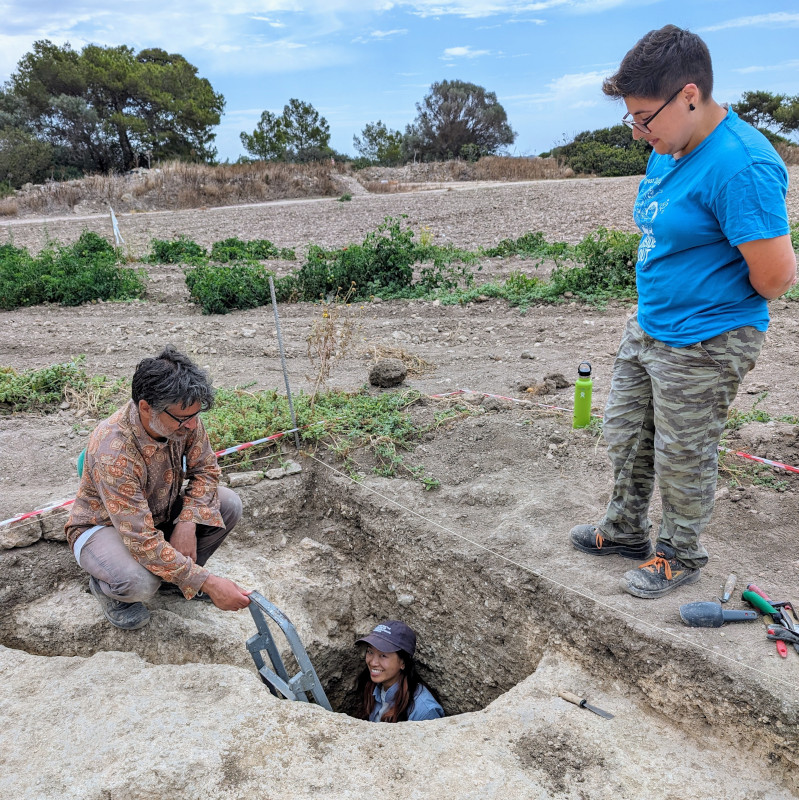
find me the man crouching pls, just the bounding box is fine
[65,345,250,630]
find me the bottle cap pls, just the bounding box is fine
[577,361,592,377]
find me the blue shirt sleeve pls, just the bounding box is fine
[407,685,445,721]
[713,161,789,247]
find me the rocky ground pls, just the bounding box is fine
[1,172,799,799]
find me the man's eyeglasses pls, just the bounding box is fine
[622,87,682,134]
[160,407,202,427]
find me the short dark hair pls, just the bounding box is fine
[131,345,215,412]
[603,25,713,101]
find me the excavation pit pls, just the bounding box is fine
[1,412,799,798]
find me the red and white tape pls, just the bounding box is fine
[0,421,327,530]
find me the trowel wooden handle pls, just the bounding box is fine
[558,691,584,706]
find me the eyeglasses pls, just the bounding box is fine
[622,87,682,134]
[160,407,202,427]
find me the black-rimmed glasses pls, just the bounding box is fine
[622,87,682,134]
[160,407,202,427]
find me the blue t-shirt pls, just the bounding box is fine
[368,682,444,721]
[634,107,789,347]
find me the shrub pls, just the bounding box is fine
[294,216,420,300]
[552,125,650,177]
[147,236,207,264]
[185,262,277,314]
[551,227,640,299]
[0,231,146,309]
[209,237,296,262]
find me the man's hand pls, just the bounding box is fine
[201,574,251,611]
[170,521,197,561]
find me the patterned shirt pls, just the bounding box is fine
[65,400,224,596]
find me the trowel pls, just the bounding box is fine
[679,601,759,628]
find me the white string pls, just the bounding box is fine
[304,451,799,693]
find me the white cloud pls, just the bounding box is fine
[371,28,408,37]
[733,58,799,75]
[442,45,491,58]
[699,12,799,32]
[503,69,605,105]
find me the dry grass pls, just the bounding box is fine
[776,142,799,166]
[363,344,436,376]
[0,198,18,217]
[356,156,571,187]
[9,160,342,217]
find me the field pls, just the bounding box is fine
[1,171,798,799]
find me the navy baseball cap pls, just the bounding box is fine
[356,620,417,655]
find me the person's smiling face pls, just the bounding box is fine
[365,646,404,688]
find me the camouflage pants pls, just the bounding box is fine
[598,314,765,569]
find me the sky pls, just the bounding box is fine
[2,1,799,162]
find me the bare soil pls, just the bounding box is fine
[1,172,799,798]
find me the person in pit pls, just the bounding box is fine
[65,345,251,630]
[570,25,796,598]
[354,620,444,722]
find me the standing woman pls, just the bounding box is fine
[570,25,796,598]
[354,620,444,722]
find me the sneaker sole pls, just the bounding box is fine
[620,569,701,599]
[89,577,151,630]
[571,537,654,560]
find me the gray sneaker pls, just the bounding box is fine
[620,542,701,599]
[89,576,151,630]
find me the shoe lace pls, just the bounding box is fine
[638,556,672,580]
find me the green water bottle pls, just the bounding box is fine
[573,361,593,429]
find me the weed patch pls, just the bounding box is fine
[205,386,475,486]
[0,231,146,310]
[0,357,125,413]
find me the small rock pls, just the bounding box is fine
[369,358,407,388]
[265,460,302,480]
[227,471,264,487]
[396,593,415,607]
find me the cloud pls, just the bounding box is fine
[441,45,491,58]
[733,58,799,75]
[503,69,606,105]
[353,28,408,42]
[699,12,799,32]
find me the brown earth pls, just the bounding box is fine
[1,173,799,799]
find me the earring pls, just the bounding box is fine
[689,103,695,111]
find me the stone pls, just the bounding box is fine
[265,460,303,480]
[0,520,42,549]
[369,358,407,388]
[228,471,264,488]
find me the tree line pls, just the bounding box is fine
[0,39,796,189]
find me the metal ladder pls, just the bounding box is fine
[246,591,332,711]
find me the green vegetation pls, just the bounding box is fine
[725,392,799,431]
[543,125,650,177]
[240,98,342,163]
[185,263,297,314]
[0,231,146,310]
[0,357,124,413]
[204,386,475,487]
[1,40,223,183]
[209,237,295,262]
[288,216,478,302]
[171,219,644,313]
[146,236,207,265]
